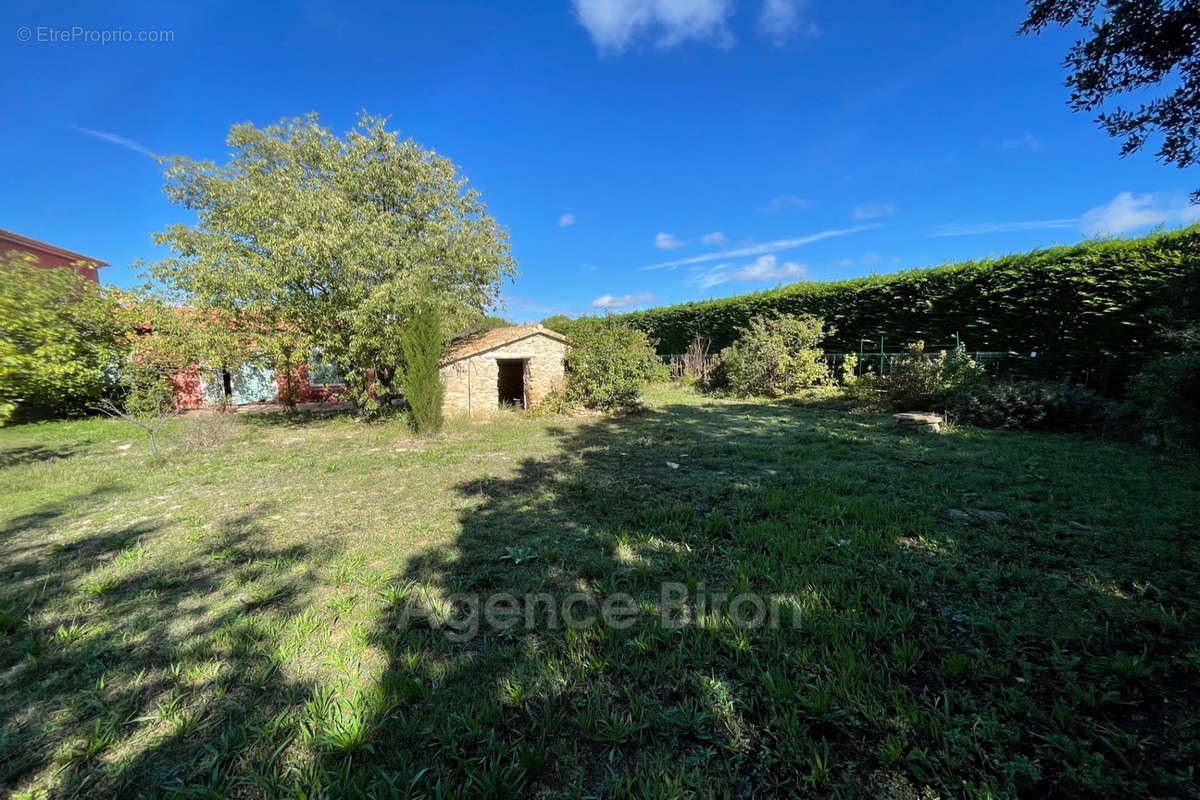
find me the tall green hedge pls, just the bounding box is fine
[612,229,1200,370]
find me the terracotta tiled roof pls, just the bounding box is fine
[442,324,569,364]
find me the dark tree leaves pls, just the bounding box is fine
[1021,0,1200,198]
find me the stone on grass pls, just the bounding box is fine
[944,508,1008,525]
[894,412,943,433]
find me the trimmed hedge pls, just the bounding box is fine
[612,229,1200,373]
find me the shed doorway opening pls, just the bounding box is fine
[497,359,527,409]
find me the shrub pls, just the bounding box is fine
[0,251,123,423]
[950,380,1114,432]
[1127,351,1200,449]
[713,314,829,398]
[882,341,986,409]
[401,307,445,434]
[182,411,236,450]
[527,387,575,417]
[839,353,884,408]
[565,318,665,411]
[681,336,712,380]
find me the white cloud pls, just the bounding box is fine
[558,213,577,227]
[1001,132,1041,151]
[929,219,1080,237]
[573,0,734,54]
[761,193,810,213]
[654,231,686,250]
[700,231,727,246]
[592,291,657,309]
[931,191,1200,239]
[758,0,818,44]
[852,202,896,220]
[1081,191,1200,236]
[691,253,808,289]
[641,225,877,270]
[70,125,155,158]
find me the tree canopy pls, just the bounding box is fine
[0,252,123,423]
[1021,0,1200,197]
[148,112,516,411]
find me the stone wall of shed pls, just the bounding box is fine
[439,334,569,418]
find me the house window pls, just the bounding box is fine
[308,349,344,386]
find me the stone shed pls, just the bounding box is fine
[439,324,570,418]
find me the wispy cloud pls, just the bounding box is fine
[758,0,818,45]
[700,231,727,246]
[932,192,1200,239]
[929,219,1079,237]
[1081,191,1200,236]
[760,193,810,213]
[641,225,877,271]
[558,213,577,227]
[592,291,657,309]
[654,231,686,250]
[852,202,896,220]
[834,252,881,268]
[70,125,155,158]
[498,294,566,317]
[690,253,808,289]
[1001,132,1041,151]
[572,0,734,54]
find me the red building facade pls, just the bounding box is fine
[0,228,108,283]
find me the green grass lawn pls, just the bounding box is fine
[2,385,1199,799]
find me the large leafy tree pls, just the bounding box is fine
[149,112,516,413]
[1021,1,1200,197]
[0,252,123,423]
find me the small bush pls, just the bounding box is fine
[681,336,711,380]
[950,380,1113,432]
[182,412,235,450]
[1127,351,1200,449]
[882,341,986,409]
[838,353,884,408]
[713,314,829,397]
[565,318,665,411]
[528,386,576,417]
[401,307,445,435]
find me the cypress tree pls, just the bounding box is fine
[401,306,444,434]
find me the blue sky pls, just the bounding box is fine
[3,0,1198,320]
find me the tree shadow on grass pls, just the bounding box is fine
[0,485,123,544]
[364,400,1200,798]
[0,443,88,469]
[0,496,330,797]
